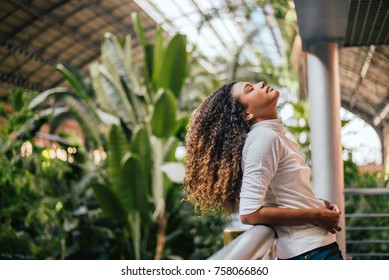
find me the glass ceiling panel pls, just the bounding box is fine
[134,0,283,74]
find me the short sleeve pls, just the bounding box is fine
[239,129,282,215]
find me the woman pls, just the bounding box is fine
[183,81,343,260]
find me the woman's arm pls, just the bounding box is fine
[240,206,341,234]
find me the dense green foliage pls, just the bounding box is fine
[0,13,227,260]
[0,89,108,259]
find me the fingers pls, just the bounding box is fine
[328,225,342,234]
[330,226,342,234]
[322,199,342,215]
[327,210,342,234]
[331,204,341,215]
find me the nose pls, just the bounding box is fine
[255,81,265,89]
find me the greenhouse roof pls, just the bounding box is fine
[0,0,388,131]
[295,0,389,132]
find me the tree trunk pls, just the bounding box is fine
[154,212,166,260]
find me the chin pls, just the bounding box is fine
[270,90,280,99]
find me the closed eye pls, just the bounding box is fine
[243,83,254,94]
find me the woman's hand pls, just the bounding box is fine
[314,207,342,234]
[321,199,341,215]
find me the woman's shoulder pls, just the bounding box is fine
[247,126,280,141]
[245,127,282,150]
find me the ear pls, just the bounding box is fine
[244,112,254,121]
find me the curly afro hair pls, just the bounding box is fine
[183,82,250,214]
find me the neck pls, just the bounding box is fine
[251,113,279,124]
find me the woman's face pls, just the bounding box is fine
[231,81,280,123]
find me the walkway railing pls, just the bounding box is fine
[208,225,276,260]
[208,188,389,260]
[344,188,389,259]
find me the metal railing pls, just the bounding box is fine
[208,225,276,260]
[208,188,389,260]
[344,188,389,259]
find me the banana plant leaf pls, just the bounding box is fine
[153,34,187,99]
[92,182,127,220]
[102,33,145,119]
[97,64,136,127]
[151,89,177,138]
[131,124,152,188]
[28,87,70,110]
[120,153,149,218]
[131,12,152,87]
[123,34,142,94]
[107,125,131,194]
[89,62,116,114]
[56,64,91,101]
[152,25,164,91]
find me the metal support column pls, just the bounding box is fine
[383,122,389,173]
[307,42,346,258]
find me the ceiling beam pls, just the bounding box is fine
[7,0,100,52]
[373,93,389,126]
[3,0,72,40]
[0,72,45,91]
[0,1,98,65]
[349,45,376,108]
[0,37,57,66]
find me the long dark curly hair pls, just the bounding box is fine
[183,82,250,214]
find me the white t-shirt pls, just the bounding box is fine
[239,118,335,259]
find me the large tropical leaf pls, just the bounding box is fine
[120,153,148,216]
[102,33,145,119]
[123,34,142,94]
[56,64,90,100]
[154,34,187,98]
[92,182,127,220]
[151,89,177,138]
[98,64,137,126]
[28,87,69,110]
[131,124,152,187]
[152,25,164,91]
[120,153,149,260]
[107,125,130,194]
[131,12,152,87]
[89,62,116,114]
[95,109,120,126]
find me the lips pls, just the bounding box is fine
[266,86,273,94]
